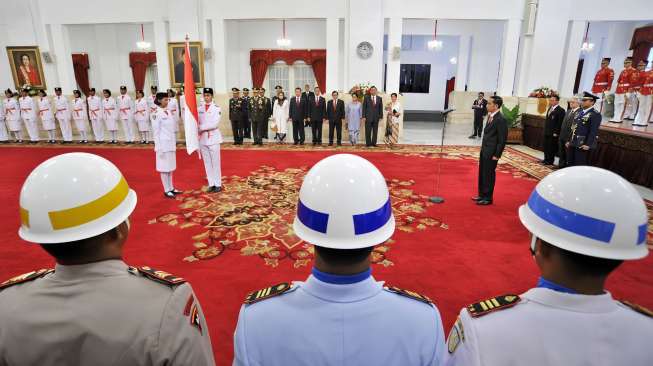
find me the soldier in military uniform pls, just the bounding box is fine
[0,152,215,366]
[610,57,636,123]
[446,165,652,366]
[591,57,614,114]
[249,88,266,145]
[566,92,602,166]
[233,154,447,366]
[241,87,252,139]
[229,87,243,145]
[628,60,647,122]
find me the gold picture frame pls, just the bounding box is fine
[6,46,47,90]
[167,41,204,88]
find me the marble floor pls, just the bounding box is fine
[400,120,653,201]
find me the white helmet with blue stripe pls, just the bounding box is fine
[293,154,395,249]
[519,166,648,260]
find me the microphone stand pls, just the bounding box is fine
[429,108,455,203]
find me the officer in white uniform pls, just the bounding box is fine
[167,89,180,135]
[118,85,135,143]
[87,88,104,143]
[233,154,447,366]
[152,92,181,198]
[446,166,652,366]
[102,89,119,144]
[0,90,8,143]
[19,88,39,143]
[0,152,215,366]
[198,88,223,193]
[54,87,73,143]
[71,89,89,143]
[148,85,158,123]
[134,89,150,143]
[4,89,22,142]
[37,89,56,143]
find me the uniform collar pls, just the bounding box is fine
[523,287,617,313]
[536,277,577,294]
[582,107,593,114]
[52,259,128,281]
[311,267,371,285]
[300,274,383,303]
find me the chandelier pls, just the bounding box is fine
[136,24,151,50]
[428,19,443,51]
[580,23,594,53]
[276,20,292,49]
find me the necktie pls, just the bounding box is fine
[372,97,376,106]
[488,115,493,125]
[316,97,319,106]
[333,101,336,112]
[296,97,299,106]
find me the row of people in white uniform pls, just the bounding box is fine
[151,88,222,198]
[0,85,183,144]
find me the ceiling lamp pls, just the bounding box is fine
[449,57,458,65]
[276,20,292,49]
[136,24,151,50]
[427,19,443,51]
[580,23,594,53]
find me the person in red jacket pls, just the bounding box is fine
[626,60,647,120]
[610,57,636,123]
[634,64,653,126]
[591,58,614,113]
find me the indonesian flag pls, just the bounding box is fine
[183,38,200,155]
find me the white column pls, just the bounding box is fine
[346,0,384,88]
[211,18,228,93]
[153,20,171,90]
[49,24,75,92]
[497,19,521,96]
[455,35,471,91]
[559,20,586,96]
[385,17,402,94]
[326,17,340,93]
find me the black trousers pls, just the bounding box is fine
[230,119,243,144]
[567,146,589,166]
[328,119,342,145]
[543,135,558,163]
[243,117,251,138]
[365,118,379,146]
[311,119,323,143]
[253,118,266,144]
[473,115,483,136]
[478,154,499,200]
[292,119,305,143]
[558,139,568,167]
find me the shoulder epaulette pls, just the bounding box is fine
[244,282,293,305]
[0,269,53,290]
[467,294,520,318]
[130,266,186,287]
[384,286,433,305]
[619,300,653,318]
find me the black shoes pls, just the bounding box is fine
[164,191,175,198]
[207,186,223,193]
[468,134,477,139]
[476,199,493,206]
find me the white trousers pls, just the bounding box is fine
[0,120,8,141]
[634,94,653,126]
[58,117,73,141]
[625,92,639,119]
[200,144,222,188]
[160,172,174,192]
[91,119,104,141]
[611,93,627,122]
[24,118,39,141]
[121,118,135,142]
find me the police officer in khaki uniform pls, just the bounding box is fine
[0,152,215,366]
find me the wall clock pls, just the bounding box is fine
[356,41,374,59]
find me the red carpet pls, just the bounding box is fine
[1,145,652,364]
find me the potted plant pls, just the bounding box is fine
[502,104,523,144]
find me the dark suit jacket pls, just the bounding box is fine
[264,97,272,119]
[560,108,579,142]
[362,95,383,122]
[544,105,565,137]
[308,96,326,121]
[289,95,307,121]
[481,112,508,159]
[472,98,488,119]
[326,99,345,122]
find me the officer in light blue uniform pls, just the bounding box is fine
[233,154,447,366]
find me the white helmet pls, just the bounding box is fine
[293,154,395,249]
[19,153,137,244]
[519,166,648,260]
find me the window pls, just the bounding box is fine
[399,64,431,93]
[266,61,316,97]
[267,62,289,94]
[144,64,158,90]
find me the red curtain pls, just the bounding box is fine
[249,49,327,90]
[71,53,90,95]
[444,77,455,109]
[129,52,157,91]
[629,25,653,65]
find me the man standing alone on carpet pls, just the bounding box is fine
[472,96,507,206]
[446,166,652,366]
[362,86,383,147]
[566,92,602,167]
[542,95,565,165]
[1,152,215,365]
[233,154,447,366]
[469,92,487,139]
[198,87,223,193]
[152,92,181,198]
[557,95,580,169]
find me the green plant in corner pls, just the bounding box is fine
[501,104,521,128]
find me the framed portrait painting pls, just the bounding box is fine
[6,46,47,90]
[168,41,204,88]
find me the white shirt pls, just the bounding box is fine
[38,97,54,120]
[134,98,149,122]
[118,94,133,120]
[4,99,19,121]
[487,110,499,121]
[87,96,102,120]
[152,107,176,153]
[19,96,36,120]
[54,95,70,120]
[198,102,222,146]
[72,98,86,120]
[102,97,117,120]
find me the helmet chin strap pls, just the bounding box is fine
[530,235,538,257]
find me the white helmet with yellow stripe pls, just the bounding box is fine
[18,153,137,244]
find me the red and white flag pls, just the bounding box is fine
[183,37,200,155]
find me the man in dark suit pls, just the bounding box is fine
[261,87,272,140]
[557,96,580,168]
[302,84,315,127]
[289,87,308,145]
[308,86,326,145]
[542,95,566,165]
[473,96,508,206]
[361,86,383,147]
[326,90,346,146]
[469,92,488,139]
